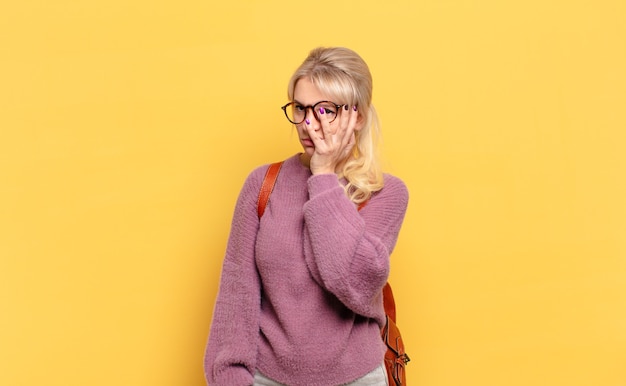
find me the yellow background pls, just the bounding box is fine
[1,1,625,385]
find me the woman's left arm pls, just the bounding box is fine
[302,173,409,319]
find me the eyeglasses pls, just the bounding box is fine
[281,101,345,125]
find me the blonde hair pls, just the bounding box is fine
[287,47,384,204]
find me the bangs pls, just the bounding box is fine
[309,71,360,106]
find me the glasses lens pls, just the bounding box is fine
[314,102,339,122]
[285,103,304,124]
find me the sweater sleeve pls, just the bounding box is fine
[204,168,264,386]
[302,173,409,321]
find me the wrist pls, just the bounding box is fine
[310,167,335,175]
[307,173,343,197]
[309,160,336,175]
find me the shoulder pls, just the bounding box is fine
[383,174,407,190]
[381,174,409,200]
[248,154,304,184]
[241,154,302,193]
[363,173,409,211]
[362,173,408,207]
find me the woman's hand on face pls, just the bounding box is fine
[306,105,359,175]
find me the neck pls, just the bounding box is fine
[299,153,311,168]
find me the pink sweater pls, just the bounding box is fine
[204,154,409,386]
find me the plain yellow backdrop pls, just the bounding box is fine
[1,1,625,385]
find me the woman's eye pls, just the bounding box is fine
[295,105,305,112]
[324,108,336,115]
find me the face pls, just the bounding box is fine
[292,78,342,158]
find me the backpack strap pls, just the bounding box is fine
[382,282,397,324]
[257,161,284,218]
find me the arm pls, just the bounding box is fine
[204,170,263,386]
[302,174,409,320]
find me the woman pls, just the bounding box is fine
[204,47,409,386]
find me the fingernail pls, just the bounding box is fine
[305,119,311,125]
[353,105,357,111]
[319,108,325,114]
[344,105,349,111]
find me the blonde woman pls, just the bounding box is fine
[205,47,409,386]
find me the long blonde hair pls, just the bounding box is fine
[287,47,384,204]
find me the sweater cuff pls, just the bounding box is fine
[212,366,253,386]
[307,173,342,197]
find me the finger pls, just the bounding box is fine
[338,104,350,134]
[340,105,358,145]
[325,104,348,141]
[304,119,323,145]
[348,105,359,130]
[317,106,333,137]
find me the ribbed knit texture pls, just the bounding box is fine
[204,154,409,386]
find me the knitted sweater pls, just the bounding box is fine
[204,154,409,386]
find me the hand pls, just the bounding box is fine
[306,105,359,175]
